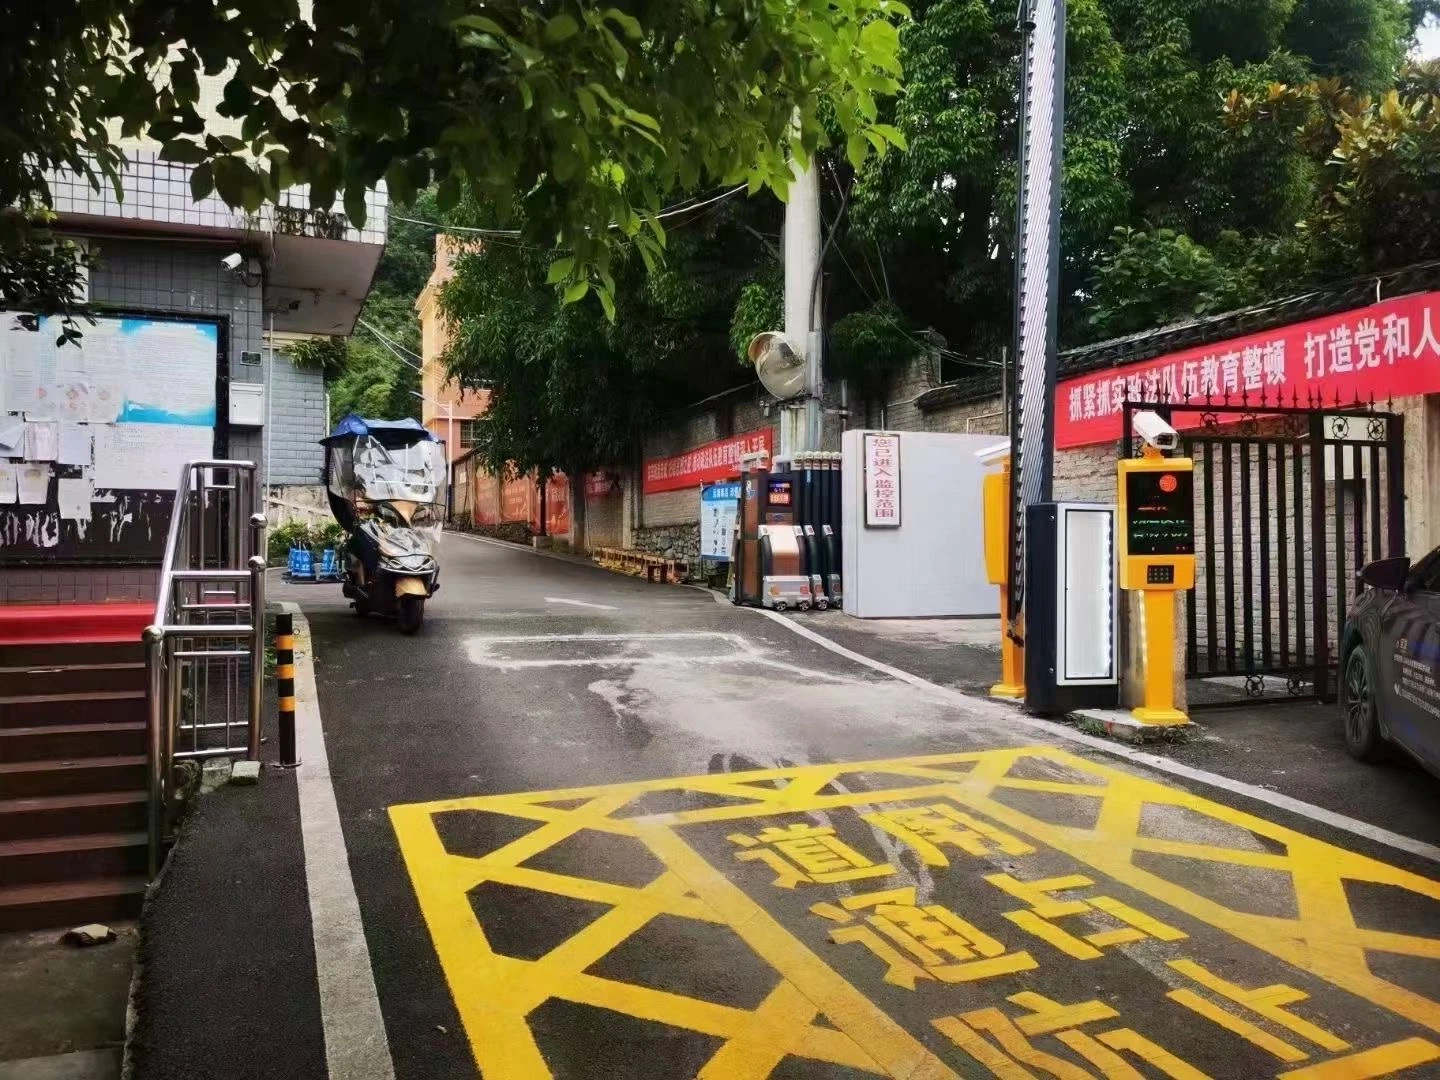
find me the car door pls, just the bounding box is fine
[1378,550,1440,770]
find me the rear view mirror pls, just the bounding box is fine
[1359,556,1410,592]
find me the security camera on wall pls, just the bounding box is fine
[222,252,262,287]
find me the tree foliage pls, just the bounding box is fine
[288,195,439,425]
[5,0,909,316]
[846,0,1437,360]
[439,196,780,476]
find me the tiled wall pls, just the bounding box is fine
[86,238,266,471]
[46,150,388,245]
[268,354,327,485]
[2,238,267,605]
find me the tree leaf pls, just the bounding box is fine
[544,14,580,43]
[160,139,207,164]
[190,163,214,201]
[453,14,507,37]
[603,8,643,39]
[563,279,590,303]
[846,133,869,170]
[546,256,576,283]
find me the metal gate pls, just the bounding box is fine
[1122,398,1404,705]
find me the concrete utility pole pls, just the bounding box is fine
[782,161,823,459]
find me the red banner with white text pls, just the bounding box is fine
[1056,292,1440,448]
[643,429,774,494]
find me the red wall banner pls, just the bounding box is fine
[643,429,774,494]
[1056,291,1440,448]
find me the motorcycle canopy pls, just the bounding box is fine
[321,415,446,532]
[321,413,438,449]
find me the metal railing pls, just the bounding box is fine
[144,460,266,877]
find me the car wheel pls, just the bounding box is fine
[1342,645,1385,762]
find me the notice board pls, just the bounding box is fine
[700,482,740,561]
[0,310,225,563]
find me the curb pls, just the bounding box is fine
[1068,707,1197,745]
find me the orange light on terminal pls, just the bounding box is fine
[1159,474,1178,494]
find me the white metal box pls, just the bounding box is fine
[229,383,265,427]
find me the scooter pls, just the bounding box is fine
[342,504,440,634]
[321,415,445,634]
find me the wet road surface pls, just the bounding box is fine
[293,534,1440,1080]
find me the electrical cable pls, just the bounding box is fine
[392,184,748,237]
[356,318,423,370]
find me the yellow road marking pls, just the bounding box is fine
[390,746,1440,1078]
[1276,1037,1440,1078]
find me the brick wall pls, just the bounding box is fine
[584,489,625,551]
[0,568,158,606]
[267,354,327,485]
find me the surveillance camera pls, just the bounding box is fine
[221,252,244,272]
[975,441,1011,466]
[1132,410,1179,452]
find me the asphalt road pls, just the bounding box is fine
[291,534,1440,1080]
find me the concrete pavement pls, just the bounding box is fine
[138,534,1440,1079]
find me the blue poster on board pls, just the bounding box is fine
[700,482,741,562]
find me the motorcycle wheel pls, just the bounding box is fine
[396,595,425,635]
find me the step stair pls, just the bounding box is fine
[0,604,153,930]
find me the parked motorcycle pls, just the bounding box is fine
[321,415,445,634]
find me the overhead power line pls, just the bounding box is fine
[356,318,423,370]
[391,184,748,238]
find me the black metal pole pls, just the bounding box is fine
[275,612,298,768]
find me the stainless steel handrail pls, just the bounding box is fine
[143,460,266,877]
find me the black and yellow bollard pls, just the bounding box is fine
[275,612,300,767]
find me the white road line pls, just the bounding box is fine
[281,602,397,1080]
[544,597,618,610]
[753,607,1440,866]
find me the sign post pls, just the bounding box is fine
[1117,448,1196,726]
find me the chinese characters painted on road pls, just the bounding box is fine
[391,746,1440,1080]
[1056,291,1440,448]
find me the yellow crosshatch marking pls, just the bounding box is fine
[389,746,1440,1079]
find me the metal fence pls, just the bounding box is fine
[144,460,266,876]
[1122,399,1403,705]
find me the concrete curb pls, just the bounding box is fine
[1068,707,1197,745]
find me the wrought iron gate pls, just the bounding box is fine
[1122,398,1404,705]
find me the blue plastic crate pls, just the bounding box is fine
[318,548,341,580]
[287,547,315,580]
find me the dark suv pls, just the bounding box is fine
[1340,552,1440,777]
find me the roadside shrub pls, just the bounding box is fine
[267,519,347,561]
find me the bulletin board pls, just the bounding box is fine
[0,310,228,564]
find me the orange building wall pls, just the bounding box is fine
[416,234,490,464]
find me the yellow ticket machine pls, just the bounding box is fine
[1117,447,1196,725]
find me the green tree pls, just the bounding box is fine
[439,195,780,478]
[5,0,908,316]
[846,0,1433,360]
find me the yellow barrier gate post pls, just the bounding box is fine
[982,451,1025,699]
[1117,427,1195,726]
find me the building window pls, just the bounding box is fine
[459,419,480,447]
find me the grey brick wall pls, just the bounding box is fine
[87,237,266,473]
[1,237,265,605]
[268,354,327,484]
